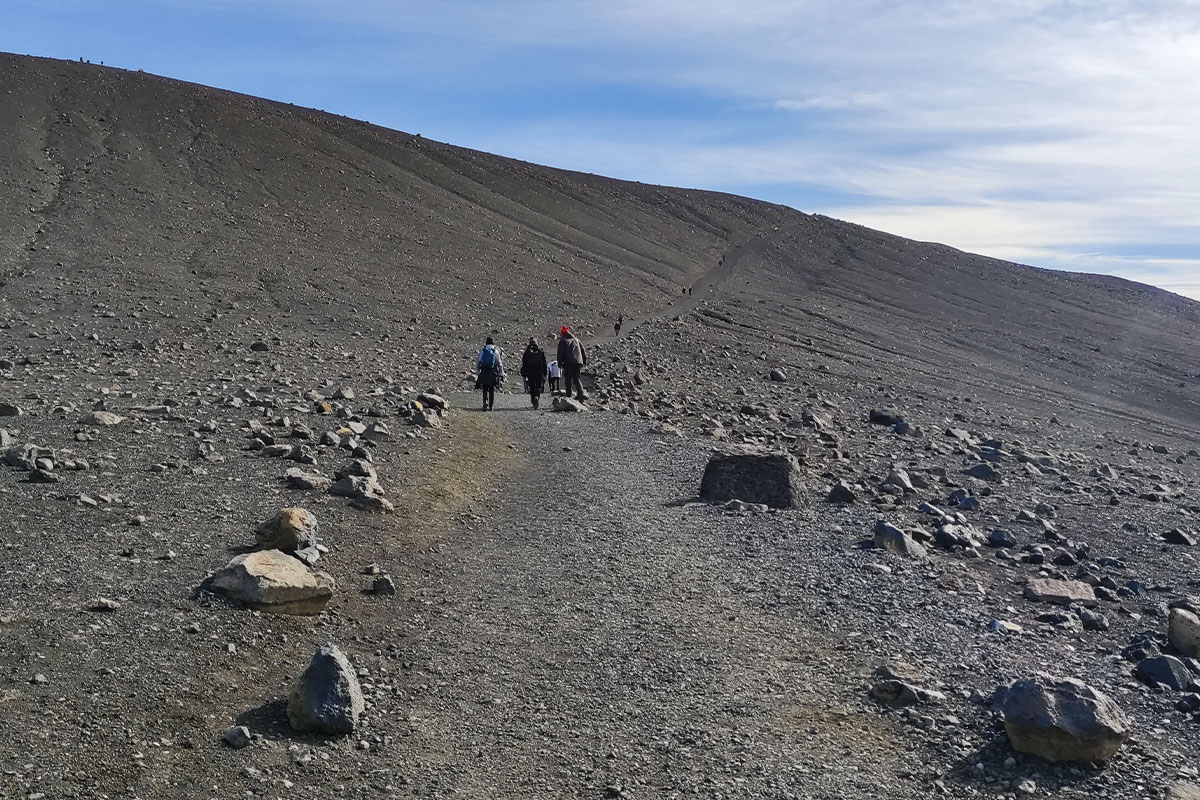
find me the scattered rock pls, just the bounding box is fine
[964,462,1002,482]
[1024,578,1098,608]
[79,410,125,426]
[826,481,857,503]
[1000,674,1129,763]
[254,508,318,552]
[209,550,335,615]
[874,520,927,559]
[869,408,902,426]
[287,643,364,735]
[769,367,787,382]
[283,467,333,491]
[1135,654,1193,691]
[1169,607,1200,658]
[223,725,252,749]
[552,396,587,412]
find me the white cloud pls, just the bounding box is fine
[154,0,1200,297]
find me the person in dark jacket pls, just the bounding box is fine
[519,338,549,409]
[476,337,504,411]
[556,325,587,401]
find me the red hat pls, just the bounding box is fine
[560,325,570,334]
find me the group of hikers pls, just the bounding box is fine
[475,325,588,410]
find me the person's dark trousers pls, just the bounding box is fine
[549,377,560,394]
[482,386,495,410]
[565,364,584,399]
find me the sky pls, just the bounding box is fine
[5,0,1200,299]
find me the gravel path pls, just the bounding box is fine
[383,390,906,799]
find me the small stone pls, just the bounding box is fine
[88,597,120,612]
[223,725,252,749]
[79,410,124,426]
[371,575,397,596]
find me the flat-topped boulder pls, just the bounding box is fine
[699,450,803,509]
[210,550,334,615]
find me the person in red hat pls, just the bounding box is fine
[556,325,587,402]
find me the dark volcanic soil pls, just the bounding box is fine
[1,53,1200,800]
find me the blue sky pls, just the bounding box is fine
[6,0,1200,299]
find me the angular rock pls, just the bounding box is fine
[415,392,448,411]
[223,725,252,749]
[0,402,23,417]
[284,467,333,491]
[1136,654,1193,691]
[210,550,334,615]
[826,481,857,503]
[869,408,902,426]
[1000,674,1129,763]
[551,397,587,413]
[254,508,318,552]
[874,520,927,559]
[1167,781,1200,800]
[1164,528,1198,546]
[769,367,787,382]
[79,410,124,426]
[1169,607,1200,658]
[410,407,444,426]
[331,474,386,499]
[287,643,364,735]
[1025,578,1098,608]
[699,450,803,509]
[964,462,1002,482]
[870,662,944,706]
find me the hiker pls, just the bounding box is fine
[519,338,548,409]
[476,336,504,411]
[556,325,587,401]
[548,359,561,395]
[614,315,623,337]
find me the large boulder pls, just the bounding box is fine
[1025,578,1098,608]
[254,508,318,552]
[1169,607,1200,658]
[287,643,364,734]
[210,550,334,615]
[1000,674,1129,763]
[699,450,803,509]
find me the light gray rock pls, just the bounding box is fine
[79,410,124,426]
[287,644,364,735]
[699,450,803,509]
[209,550,334,615]
[551,397,587,413]
[1000,674,1129,763]
[1170,607,1200,658]
[1024,578,1098,608]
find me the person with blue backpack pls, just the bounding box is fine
[476,337,504,411]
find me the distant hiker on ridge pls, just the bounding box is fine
[614,315,623,337]
[520,338,549,409]
[476,336,504,411]
[548,358,562,395]
[556,325,587,402]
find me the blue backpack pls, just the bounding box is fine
[479,346,497,369]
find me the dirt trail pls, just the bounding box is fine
[589,223,795,347]
[375,392,905,798]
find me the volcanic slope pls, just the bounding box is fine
[4,52,1200,800]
